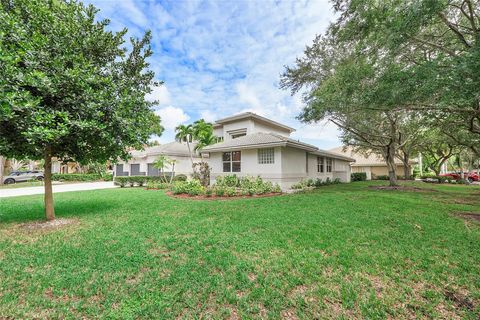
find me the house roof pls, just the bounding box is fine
[201,132,355,161]
[130,141,200,158]
[213,112,296,133]
[328,146,416,166]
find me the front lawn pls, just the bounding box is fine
[0,181,479,319]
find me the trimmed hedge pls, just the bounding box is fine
[52,173,112,182]
[114,175,179,187]
[291,177,341,190]
[351,172,367,181]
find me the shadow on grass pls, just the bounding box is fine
[0,194,118,225]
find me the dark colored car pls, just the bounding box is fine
[2,171,44,184]
[440,171,479,183]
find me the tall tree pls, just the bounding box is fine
[0,0,163,220]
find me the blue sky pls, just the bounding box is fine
[87,0,341,149]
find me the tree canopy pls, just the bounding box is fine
[0,0,164,219]
[281,0,480,185]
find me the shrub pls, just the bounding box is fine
[205,187,213,197]
[172,174,187,182]
[192,162,211,186]
[290,176,341,190]
[52,173,104,182]
[225,187,237,197]
[314,178,323,187]
[214,186,225,197]
[375,175,390,180]
[223,175,239,187]
[171,180,204,196]
[146,181,170,189]
[115,177,128,187]
[351,172,367,182]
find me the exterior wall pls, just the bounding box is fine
[221,119,254,142]
[352,165,410,179]
[116,154,199,177]
[209,147,283,183]
[208,147,352,189]
[215,119,291,141]
[253,121,291,137]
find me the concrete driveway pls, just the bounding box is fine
[0,181,118,198]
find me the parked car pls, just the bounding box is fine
[440,171,479,183]
[2,171,44,184]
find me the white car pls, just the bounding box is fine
[2,171,44,184]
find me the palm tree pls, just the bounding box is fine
[194,131,220,158]
[175,124,194,165]
[169,159,177,183]
[153,155,171,182]
[192,119,213,140]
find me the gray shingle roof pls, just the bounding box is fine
[130,141,199,158]
[201,132,355,162]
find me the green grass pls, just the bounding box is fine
[0,181,479,319]
[0,181,45,189]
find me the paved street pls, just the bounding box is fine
[0,182,117,198]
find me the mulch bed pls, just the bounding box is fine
[452,211,480,222]
[21,218,78,230]
[369,185,437,193]
[165,191,283,200]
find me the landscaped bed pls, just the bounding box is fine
[0,181,479,318]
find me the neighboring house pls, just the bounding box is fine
[329,146,416,180]
[201,112,354,189]
[115,141,201,177]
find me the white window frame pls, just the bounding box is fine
[317,157,324,173]
[258,148,275,164]
[326,158,333,173]
[223,151,241,172]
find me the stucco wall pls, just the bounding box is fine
[221,119,254,141]
[116,154,200,177]
[253,121,291,137]
[208,147,352,189]
[352,165,409,180]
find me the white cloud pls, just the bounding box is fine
[155,106,190,130]
[87,0,340,147]
[199,110,217,122]
[146,85,171,106]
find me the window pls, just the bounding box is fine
[317,157,324,173]
[231,133,246,139]
[258,148,274,164]
[223,151,241,172]
[326,158,333,172]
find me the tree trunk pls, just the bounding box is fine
[403,153,411,180]
[44,146,55,221]
[0,156,4,184]
[186,141,194,166]
[385,144,398,187]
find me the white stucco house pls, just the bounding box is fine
[114,142,200,177]
[201,112,354,189]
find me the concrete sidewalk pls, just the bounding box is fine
[0,182,117,198]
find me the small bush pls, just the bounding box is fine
[214,186,225,197]
[172,174,187,182]
[171,180,204,196]
[146,181,170,189]
[115,177,128,187]
[52,173,104,182]
[225,187,237,197]
[205,187,213,197]
[290,176,341,190]
[351,172,367,182]
[223,175,239,187]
